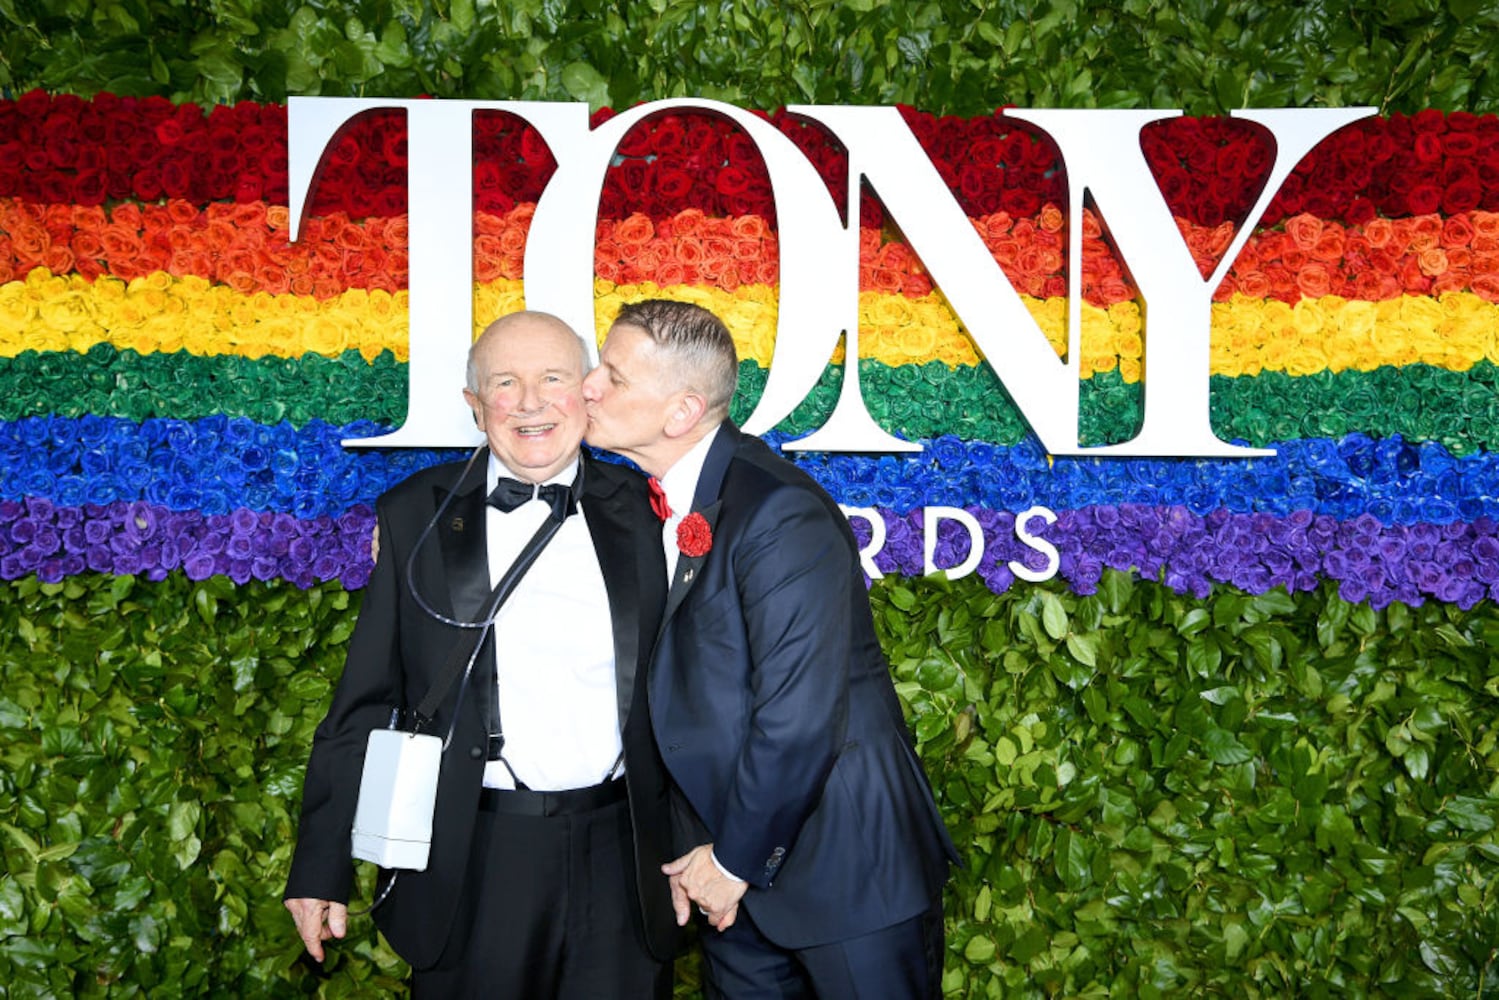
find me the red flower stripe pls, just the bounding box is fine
[6,195,1499,307]
[3,91,1499,230]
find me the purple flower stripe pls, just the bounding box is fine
[0,497,376,590]
[846,505,1499,609]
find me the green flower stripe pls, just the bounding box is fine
[6,345,1499,455]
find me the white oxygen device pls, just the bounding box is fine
[350,728,442,871]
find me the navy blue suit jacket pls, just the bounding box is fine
[649,423,957,950]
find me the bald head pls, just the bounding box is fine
[467,311,591,393]
[462,310,592,483]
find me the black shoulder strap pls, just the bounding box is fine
[411,511,563,731]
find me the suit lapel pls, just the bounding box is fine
[582,456,661,725]
[435,459,491,624]
[657,423,740,638]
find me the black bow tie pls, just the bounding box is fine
[487,477,577,522]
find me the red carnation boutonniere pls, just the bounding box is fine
[676,512,713,558]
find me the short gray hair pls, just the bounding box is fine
[610,300,738,417]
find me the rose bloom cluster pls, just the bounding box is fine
[791,431,1499,528]
[0,495,377,588]
[850,503,1498,610]
[588,209,779,294]
[0,90,289,207]
[8,92,1498,233]
[0,267,410,361]
[0,197,410,294]
[1217,209,1499,305]
[0,414,453,520]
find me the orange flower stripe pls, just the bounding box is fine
[5,197,1499,307]
[6,265,1499,381]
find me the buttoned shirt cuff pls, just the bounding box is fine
[710,849,745,883]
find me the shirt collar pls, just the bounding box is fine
[659,425,720,520]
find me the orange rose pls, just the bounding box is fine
[498,223,527,256]
[473,235,505,282]
[12,221,50,258]
[1441,215,1475,248]
[594,258,620,283]
[676,238,704,265]
[1417,247,1449,276]
[1471,212,1499,240]
[755,259,778,285]
[72,205,106,230]
[670,208,706,238]
[615,213,654,246]
[385,216,409,247]
[1235,270,1272,299]
[71,229,105,260]
[266,205,290,231]
[1080,209,1102,240]
[1431,273,1467,295]
[1408,215,1442,251]
[985,212,1014,239]
[100,225,142,260]
[716,265,741,292]
[1362,217,1394,249]
[337,225,369,251]
[1311,227,1346,262]
[658,261,685,285]
[290,273,315,296]
[257,263,291,295]
[1285,213,1322,250]
[1295,262,1331,298]
[1471,273,1499,302]
[41,245,74,275]
[1446,247,1472,270]
[1038,203,1064,233]
[728,214,765,239]
[905,274,932,297]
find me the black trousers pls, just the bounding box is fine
[698,894,945,1000]
[410,787,670,999]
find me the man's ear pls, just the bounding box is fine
[663,391,709,439]
[462,388,484,430]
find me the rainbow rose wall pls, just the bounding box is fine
[0,4,1495,997]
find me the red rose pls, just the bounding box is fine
[677,513,712,559]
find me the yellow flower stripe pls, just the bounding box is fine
[7,266,1499,380]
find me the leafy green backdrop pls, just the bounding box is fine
[2,1,1498,997]
[3,0,1498,114]
[2,573,1495,996]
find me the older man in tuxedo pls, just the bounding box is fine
[284,311,680,997]
[582,299,957,999]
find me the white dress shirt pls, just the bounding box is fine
[655,426,742,882]
[658,425,721,581]
[480,454,621,791]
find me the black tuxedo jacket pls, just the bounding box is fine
[284,452,680,969]
[649,423,958,950]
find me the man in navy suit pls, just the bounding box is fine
[582,299,957,998]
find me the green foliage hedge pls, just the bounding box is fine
[1,570,1494,997]
[3,0,1498,114]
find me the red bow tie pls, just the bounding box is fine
[648,477,672,522]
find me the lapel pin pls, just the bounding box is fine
[451,516,465,532]
[683,568,695,583]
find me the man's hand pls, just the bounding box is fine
[662,844,748,932]
[285,897,348,962]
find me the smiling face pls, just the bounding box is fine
[463,314,588,483]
